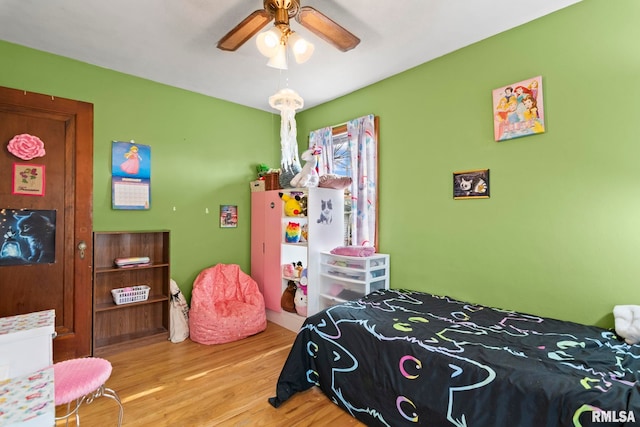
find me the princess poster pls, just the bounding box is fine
[111,141,151,179]
[492,76,545,142]
[111,141,151,210]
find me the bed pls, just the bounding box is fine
[269,289,640,426]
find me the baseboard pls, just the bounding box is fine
[266,309,305,332]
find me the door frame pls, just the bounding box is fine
[0,86,94,360]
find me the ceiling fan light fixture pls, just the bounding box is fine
[267,44,288,69]
[288,32,314,64]
[256,28,282,57]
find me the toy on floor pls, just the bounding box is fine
[290,146,321,188]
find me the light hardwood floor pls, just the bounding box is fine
[55,322,364,426]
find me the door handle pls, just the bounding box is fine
[77,241,87,259]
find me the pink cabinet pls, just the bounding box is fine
[251,191,284,311]
[251,188,345,318]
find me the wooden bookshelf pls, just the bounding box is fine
[92,231,170,355]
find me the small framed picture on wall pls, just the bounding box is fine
[453,169,490,200]
[12,163,45,196]
[220,205,238,228]
[492,76,545,142]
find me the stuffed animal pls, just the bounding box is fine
[290,147,320,188]
[256,163,270,177]
[294,261,303,278]
[294,269,308,317]
[284,222,301,243]
[282,263,295,278]
[279,192,303,216]
[613,305,640,344]
[296,194,308,217]
[281,281,297,313]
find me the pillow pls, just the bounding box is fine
[318,174,352,190]
[613,305,640,345]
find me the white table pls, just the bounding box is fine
[0,310,55,427]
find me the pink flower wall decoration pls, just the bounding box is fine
[7,133,46,160]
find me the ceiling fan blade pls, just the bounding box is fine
[217,10,272,51]
[296,6,360,52]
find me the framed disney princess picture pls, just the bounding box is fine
[492,76,545,142]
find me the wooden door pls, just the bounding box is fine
[0,87,93,361]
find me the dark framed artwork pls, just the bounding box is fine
[453,169,490,200]
[0,209,56,265]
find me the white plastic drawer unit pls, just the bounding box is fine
[324,255,388,281]
[0,309,55,380]
[319,252,390,309]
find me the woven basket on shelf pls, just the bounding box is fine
[264,172,280,191]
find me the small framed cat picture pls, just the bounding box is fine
[453,169,490,200]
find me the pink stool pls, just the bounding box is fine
[54,357,123,426]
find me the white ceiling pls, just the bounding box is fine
[0,0,581,113]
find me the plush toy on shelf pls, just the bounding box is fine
[294,269,308,317]
[256,163,271,177]
[284,222,301,243]
[290,146,321,188]
[279,192,303,216]
[298,195,308,217]
[294,261,304,278]
[281,281,297,313]
[282,263,295,278]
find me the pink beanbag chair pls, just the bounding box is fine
[189,264,267,344]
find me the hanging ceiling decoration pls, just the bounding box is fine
[217,0,360,69]
[269,88,304,187]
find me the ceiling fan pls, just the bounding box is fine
[217,0,360,53]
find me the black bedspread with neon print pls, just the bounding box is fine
[269,289,640,426]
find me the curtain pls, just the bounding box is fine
[309,126,333,174]
[347,114,376,247]
[309,114,377,247]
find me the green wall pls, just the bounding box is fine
[1,0,635,326]
[298,0,639,327]
[0,41,280,301]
